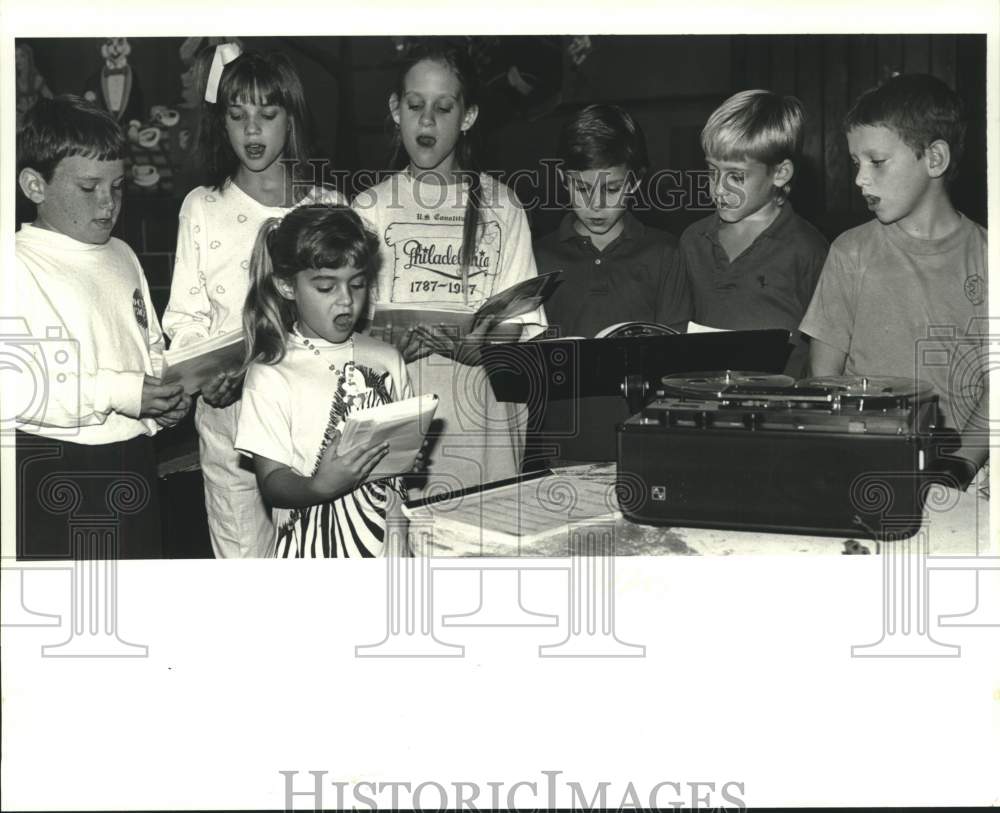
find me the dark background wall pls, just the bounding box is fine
[18,34,988,317]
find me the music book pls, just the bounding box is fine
[686,321,728,334]
[162,330,246,395]
[337,393,439,481]
[402,469,621,550]
[535,320,677,342]
[370,271,561,344]
[594,321,679,338]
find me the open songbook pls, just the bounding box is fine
[531,320,679,342]
[337,393,439,481]
[369,271,561,344]
[162,330,246,395]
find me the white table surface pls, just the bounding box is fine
[406,463,990,557]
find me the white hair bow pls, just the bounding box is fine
[204,42,243,104]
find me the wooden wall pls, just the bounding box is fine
[732,34,987,235]
[330,34,987,239]
[20,34,988,244]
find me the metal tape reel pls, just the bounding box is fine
[795,375,933,401]
[660,370,797,397]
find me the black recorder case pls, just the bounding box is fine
[616,373,956,540]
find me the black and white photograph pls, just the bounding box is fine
[2,1,998,810]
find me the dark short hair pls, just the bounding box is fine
[17,94,125,181]
[844,73,966,180]
[558,104,649,177]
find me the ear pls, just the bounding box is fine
[18,168,47,204]
[273,276,296,301]
[771,159,794,191]
[460,103,479,133]
[388,92,401,127]
[925,139,951,179]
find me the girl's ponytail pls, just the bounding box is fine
[243,217,293,367]
[458,167,482,308]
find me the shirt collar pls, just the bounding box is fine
[18,222,108,251]
[700,200,796,243]
[557,210,644,245]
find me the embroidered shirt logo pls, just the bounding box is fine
[964,274,985,306]
[132,288,148,330]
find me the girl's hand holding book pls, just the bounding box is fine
[312,431,390,498]
[201,370,245,409]
[396,324,456,363]
[446,313,523,366]
[449,314,497,366]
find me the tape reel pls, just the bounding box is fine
[660,370,797,397]
[795,375,933,401]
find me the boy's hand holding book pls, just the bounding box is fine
[140,375,191,428]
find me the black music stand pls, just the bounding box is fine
[482,329,792,463]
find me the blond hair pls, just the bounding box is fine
[701,89,804,167]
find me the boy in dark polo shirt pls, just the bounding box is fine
[533,104,692,463]
[536,104,691,338]
[679,90,828,376]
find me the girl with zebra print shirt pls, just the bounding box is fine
[235,204,413,557]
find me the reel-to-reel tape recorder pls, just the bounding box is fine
[617,371,955,539]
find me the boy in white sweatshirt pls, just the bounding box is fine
[14,95,191,559]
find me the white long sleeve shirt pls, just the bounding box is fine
[13,223,164,444]
[163,182,346,348]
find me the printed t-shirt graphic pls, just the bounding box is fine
[384,220,502,306]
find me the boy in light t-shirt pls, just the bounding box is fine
[801,73,988,486]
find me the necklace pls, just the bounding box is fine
[300,333,358,409]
